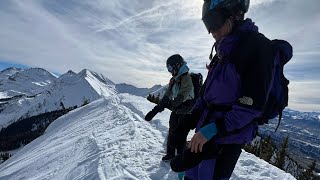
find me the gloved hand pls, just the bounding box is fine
[145,109,158,121]
[159,95,170,108]
[144,105,163,121]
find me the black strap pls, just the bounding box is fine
[207,103,232,112]
[274,110,282,132]
[204,98,232,112]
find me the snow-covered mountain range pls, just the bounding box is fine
[0,68,117,129]
[0,67,314,179]
[259,110,320,171]
[115,83,163,97]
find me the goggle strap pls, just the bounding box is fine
[209,43,216,61]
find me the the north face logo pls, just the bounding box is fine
[239,96,253,106]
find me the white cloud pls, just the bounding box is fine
[289,81,320,112]
[0,0,319,111]
[250,0,279,7]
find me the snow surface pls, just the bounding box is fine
[0,93,295,180]
[0,92,9,99]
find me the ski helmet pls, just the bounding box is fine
[202,0,250,33]
[166,54,185,73]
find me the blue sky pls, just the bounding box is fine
[0,61,29,70]
[0,0,319,112]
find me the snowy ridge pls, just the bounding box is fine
[115,83,162,97]
[80,69,116,97]
[0,93,295,180]
[149,84,169,99]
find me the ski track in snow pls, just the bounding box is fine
[0,93,296,180]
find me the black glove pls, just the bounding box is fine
[185,109,202,130]
[159,95,173,111]
[144,105,162,121]
[159,95,170,107]
[145,110,158,121]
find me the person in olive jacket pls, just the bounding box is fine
[145,54,195,161]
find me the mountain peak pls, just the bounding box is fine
[0,67,22,79]
[8,68,57,82]
[66,70,76,74]
[1,67,22,73]
[78,69,92,77]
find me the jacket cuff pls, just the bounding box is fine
[199,123,218,140]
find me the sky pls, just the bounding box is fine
[0,0,319,112]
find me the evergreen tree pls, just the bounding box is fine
[60,102,65,109]
[260,135,274,162]
[82,98,90,106]
[0,108,74,152]
[244,139,260,157]
[3,153,9,161]
[274,136,289,170]
[298,161,317,180]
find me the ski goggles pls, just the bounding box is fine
[202,9,228,33]
[166,64,174,73]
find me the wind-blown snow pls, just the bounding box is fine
[0,92,9,99]
[0,93,295,180]
[234,151,295,180]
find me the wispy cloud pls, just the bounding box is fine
[0,0,319,111]
[289,81,320,112]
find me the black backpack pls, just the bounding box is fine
[189,73,203,100]
[204,34,293,133]
[258,39,292,131]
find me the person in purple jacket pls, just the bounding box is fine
[170,0,276,179]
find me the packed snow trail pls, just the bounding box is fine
[0,94,295,180]
[0,95,177,179]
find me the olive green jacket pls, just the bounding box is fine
[164,73,195,115]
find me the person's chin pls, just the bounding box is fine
[212,35,220,41]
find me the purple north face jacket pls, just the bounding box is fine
[194,19,275,144]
